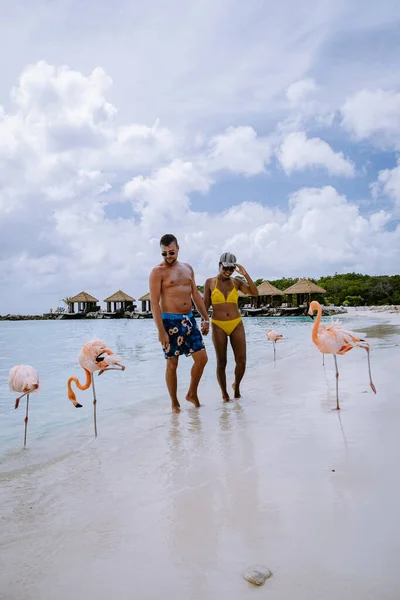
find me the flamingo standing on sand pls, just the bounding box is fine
[9,364,39,447]
[308,301,376,410]
[266,329,283,358]
[67,339,125,437]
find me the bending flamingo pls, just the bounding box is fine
[308,301,376,410]
[266,329,283,358]
[9,364,39,447]
[67,339,125,437]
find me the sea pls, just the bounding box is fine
[1,313,400,599]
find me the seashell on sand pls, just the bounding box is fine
[244,565,273,586]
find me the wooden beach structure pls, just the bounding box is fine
[67,292,99,314]
[138,292,153,317]
[257,280,284,307]
[103,290,136,313]
[282,279,327,307]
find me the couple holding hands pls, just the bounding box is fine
[149,234,258,412]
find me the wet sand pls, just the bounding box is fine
[1,316,400,599]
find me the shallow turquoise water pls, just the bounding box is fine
[0,313,391,458]
[0,316,313,452]
[1,313,400,599]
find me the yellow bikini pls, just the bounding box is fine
[211,276,242,335]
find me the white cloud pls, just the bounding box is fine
[0,58,399,314]
[277,132,355,176]
[206,126,271,176]
[341,89,400,147]
[286,78,318,105]
[371,159,400,210]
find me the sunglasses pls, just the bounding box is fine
[161,250,176,257]
[223,266,236,272]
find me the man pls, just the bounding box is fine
[149,234,209,412]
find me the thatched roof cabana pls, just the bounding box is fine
[257,281,284,296]
[283,278,326,307]
[283,279,326,295]
[69,291,99,303]
[256,280,284,308]
[138,292,151,302]
[104,290,136,313]
[104,290,135,303]
[68,291,99,314]
[139,292,151,312]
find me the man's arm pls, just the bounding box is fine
[149,267,169,346]
[235,264,259,297]
[189,266,210,336]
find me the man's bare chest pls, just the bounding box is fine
[162,269,192,289]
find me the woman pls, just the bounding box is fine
[204,252,258,401]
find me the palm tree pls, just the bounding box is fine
[60,297,72,313]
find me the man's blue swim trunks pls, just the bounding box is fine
[161,311,205,359]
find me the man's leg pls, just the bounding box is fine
[165,357,180,412]
[229,322,246,398]
[186,349,208,407]
[212,323,230,401]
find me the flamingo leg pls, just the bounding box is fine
[333,355,340,410]
[365,347,377,394]
[24,394,29,447]
[273,341,276,360]
[15,389,30,409]
[322,353,325,366]
[91,373,98,438]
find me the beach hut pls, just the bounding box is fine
[282,279,326,307]
[103,290,136,313]
[67,291,99,314]
[139,292,151,313]
[257,281,284,307]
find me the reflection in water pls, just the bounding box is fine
[166,409,219,598]
[218,402,263,561]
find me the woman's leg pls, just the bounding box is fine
[212,323,230,401]
[229,321,246,398]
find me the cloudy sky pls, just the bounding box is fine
[1,0,400,314]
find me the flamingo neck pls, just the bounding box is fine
[67,368,91,403]
[311,304,323,344]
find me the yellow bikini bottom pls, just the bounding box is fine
[211,317,242,336]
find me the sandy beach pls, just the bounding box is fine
[1,311,400,599]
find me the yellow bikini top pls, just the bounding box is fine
[211,275,239,305]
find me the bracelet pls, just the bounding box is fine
[202,320,209,324]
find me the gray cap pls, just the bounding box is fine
[219,252,237,267]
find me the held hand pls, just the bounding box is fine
[235,263,247,277]
[201,321,210,336]
[158,330,170,349]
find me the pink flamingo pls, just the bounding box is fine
[308,301,376,410]
[67,339,125,437]
[266,329,283,358]
[9,365,39,447]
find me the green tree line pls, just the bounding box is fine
[198,273,400,306]
[269,273,400,306]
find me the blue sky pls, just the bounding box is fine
[1,0,400,313]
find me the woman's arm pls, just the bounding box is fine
[235,264,258,296]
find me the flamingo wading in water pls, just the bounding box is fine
[9,365,39,447]
[266,329,283,359]
[308,301,376,410]
[67,339,125,437]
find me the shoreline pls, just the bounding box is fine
[0,305,351,321]
[1,313,400,599]
[1,304,400,321]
